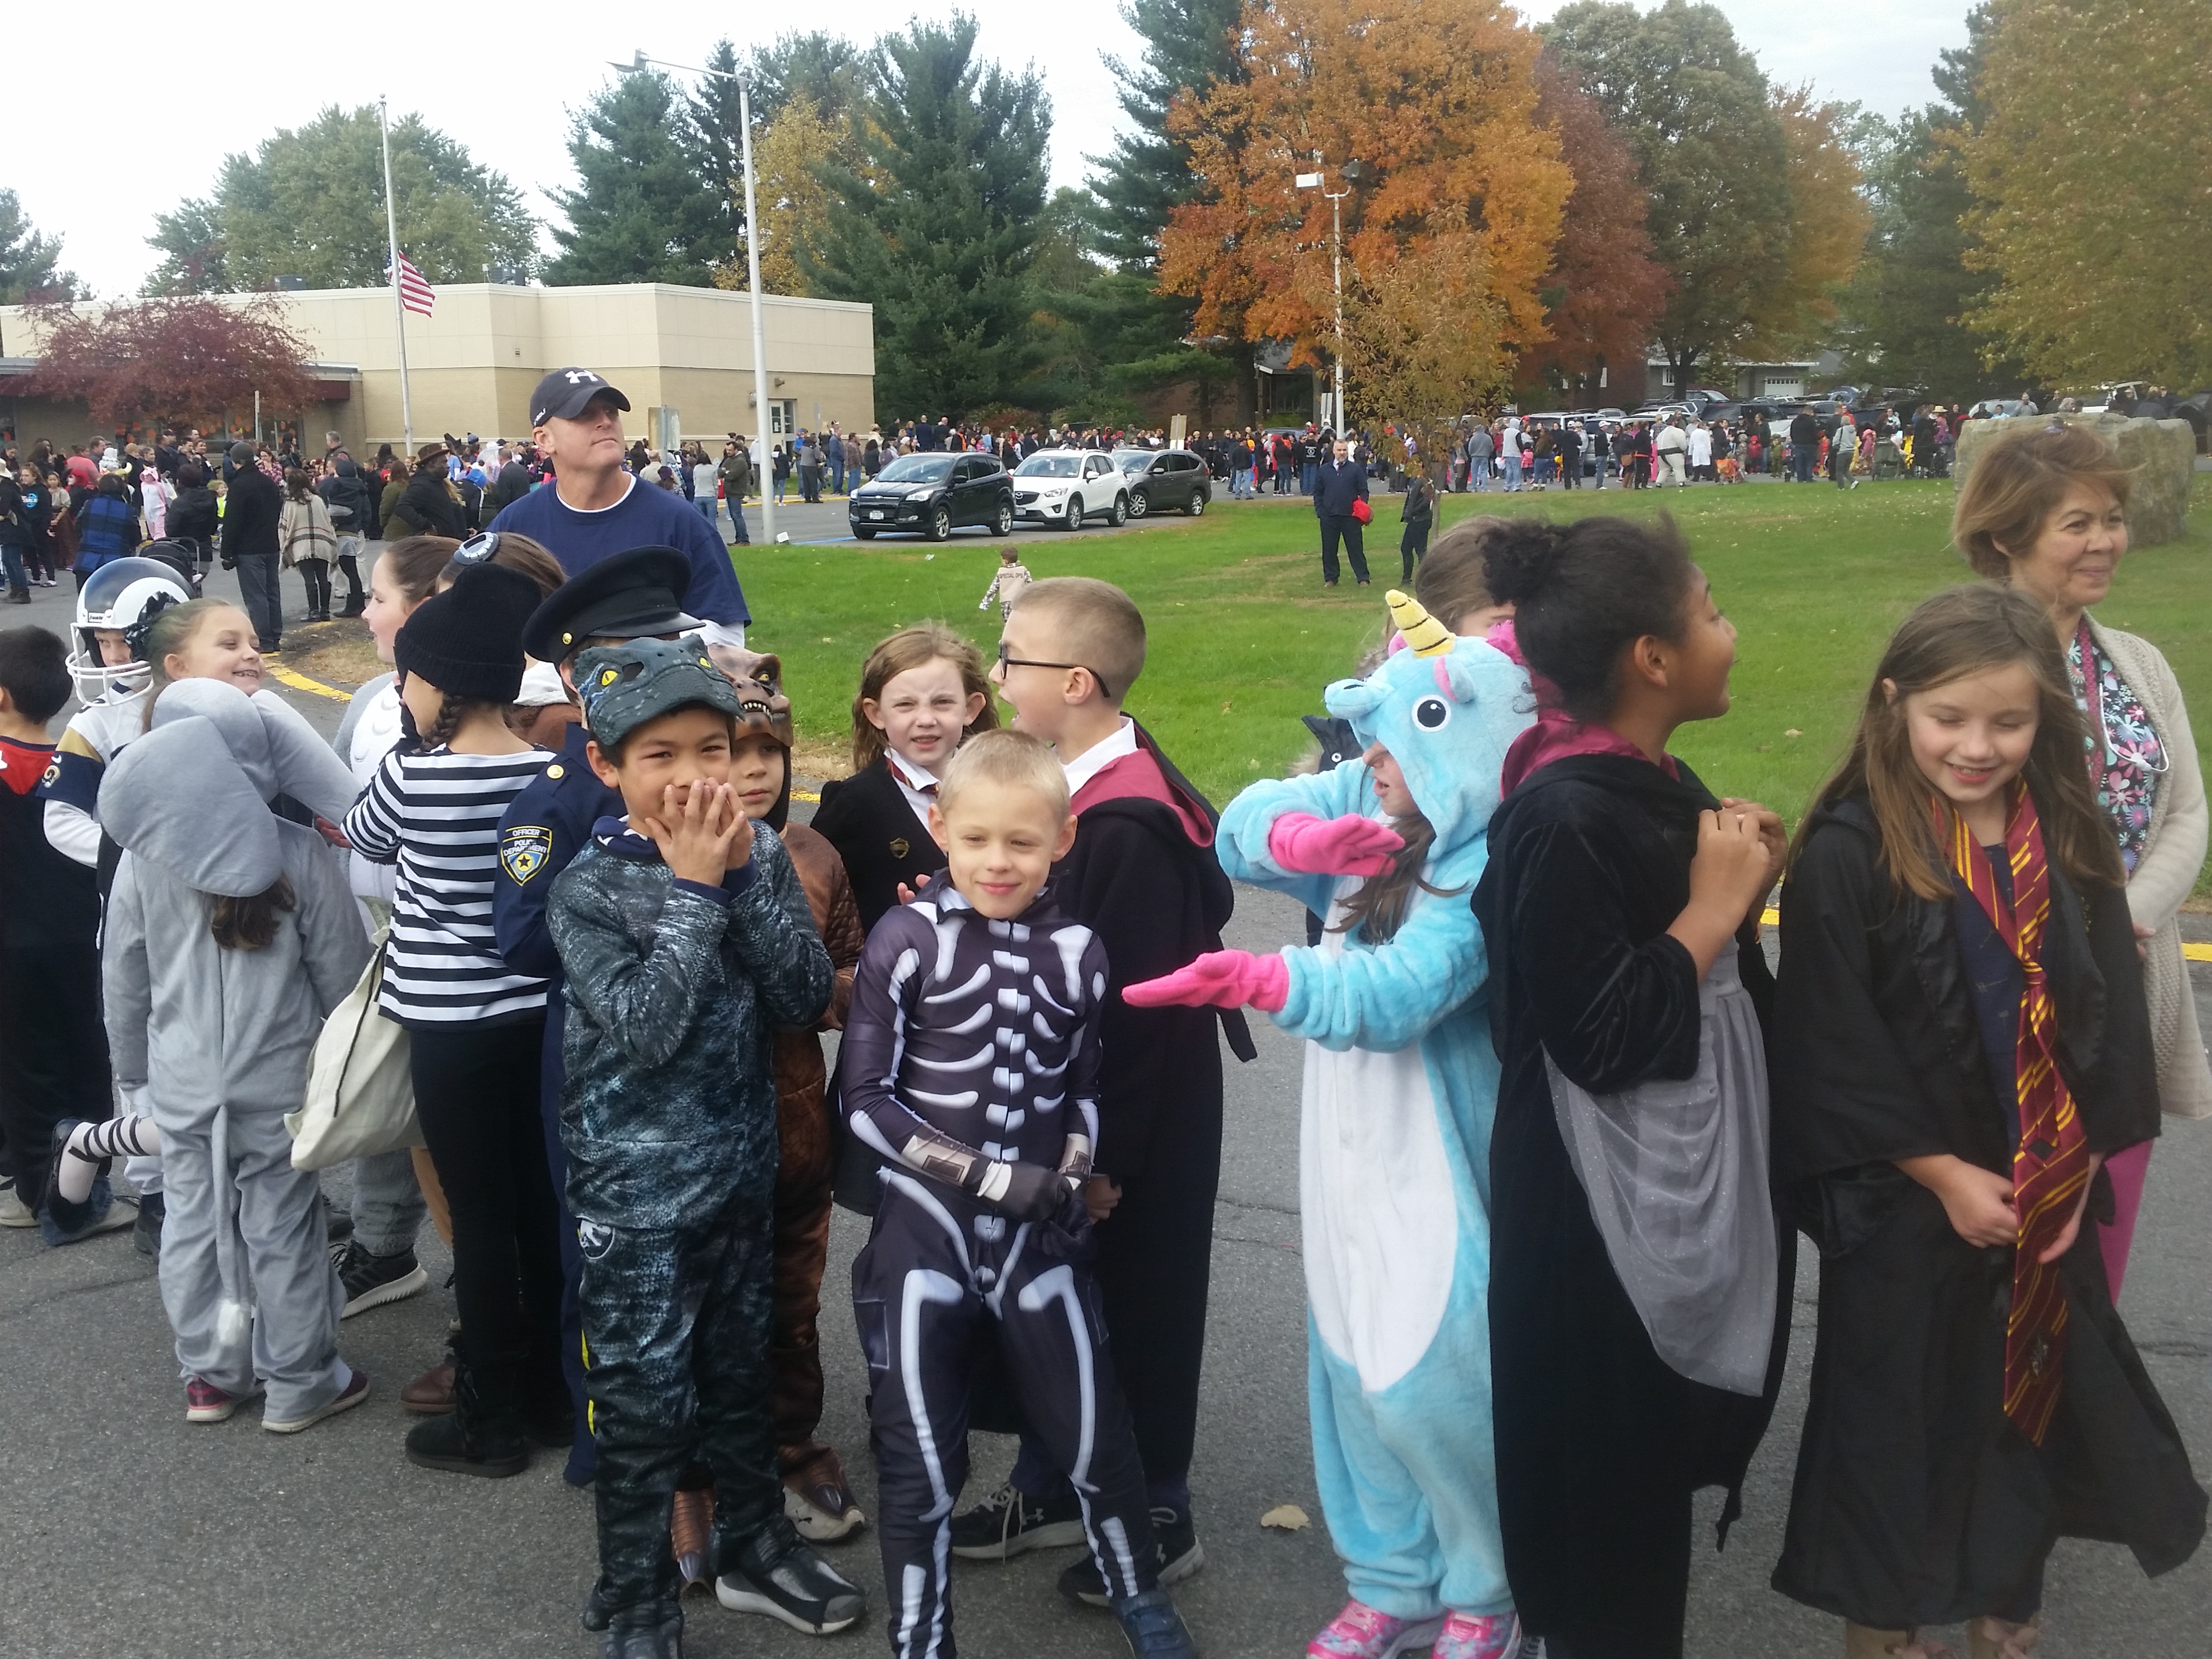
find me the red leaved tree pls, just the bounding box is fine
[1515,57,1670,406]
[19,294,318,429]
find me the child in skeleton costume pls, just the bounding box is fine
[842,729,1198,1659]
[1128,592,1533,1659]
[95,676,372,1429]
[546,636,855,1659]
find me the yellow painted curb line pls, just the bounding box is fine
[265,661,354,703]
[792,788,821,803]
[1761,907,2212,962]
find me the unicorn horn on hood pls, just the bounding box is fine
[1386,589,1454,657]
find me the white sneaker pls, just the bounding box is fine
[0,1179,35,1227]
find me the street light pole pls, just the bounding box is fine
[1296,159,1359,433]
[614,50,775,546]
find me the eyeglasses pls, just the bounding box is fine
[451,531,504,565]
[996,639,1114,702]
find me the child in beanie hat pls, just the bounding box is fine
[395,560,540,712]
[343,560,562,1479]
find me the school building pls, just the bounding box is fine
[0,282,876,458]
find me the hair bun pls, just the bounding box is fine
[1480,520,1566,605]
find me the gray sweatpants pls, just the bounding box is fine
[152,1095,348,1420]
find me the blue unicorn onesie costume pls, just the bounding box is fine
[1126,591,1532,1659]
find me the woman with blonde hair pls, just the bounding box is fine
[1953,419,2212,1299]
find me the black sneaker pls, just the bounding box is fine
[1112,1587,1197,1659]
[1058,1506,1205,1608]
[336,1241,429,1318]
[948,1480,1085,1561]
[713,1515,865,1635]
[132,1192,165,1258]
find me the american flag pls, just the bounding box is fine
[391,253,435,317]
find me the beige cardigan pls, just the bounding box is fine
[2089,616,2212,1119]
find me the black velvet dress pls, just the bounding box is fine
[1475,753,1793,1659]
[1769,797,2204,1628]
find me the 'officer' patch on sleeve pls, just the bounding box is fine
[501,825,553,884]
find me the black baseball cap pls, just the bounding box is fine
[530,366,631,428]
[523,545,700,663]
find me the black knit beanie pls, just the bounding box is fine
[395,561,539,703]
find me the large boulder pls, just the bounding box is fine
[1953,414,2195,547]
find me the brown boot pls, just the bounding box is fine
[400,1359,456,1415]
[1968,1616,2039,1659]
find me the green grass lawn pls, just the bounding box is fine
[737,475,2212,883]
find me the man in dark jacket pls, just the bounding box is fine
[316,456,374,615]
[221,443,285,651]
[1789,409,1821,483]
[1312,439,1370,589]
[487,448,534,516]
[390,442,466,539]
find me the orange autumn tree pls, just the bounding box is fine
[1745,84,1872,355]
[1159,0,1570,440]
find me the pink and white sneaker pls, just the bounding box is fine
[184,1377,262,1424]
[1308,1600,1446,1659]
[1434,1610,1523,1659]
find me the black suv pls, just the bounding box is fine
[1112,448,1212,517]
[849,453,1015,541]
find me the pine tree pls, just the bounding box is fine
[546,71,726,287]
[808,18,1050,416]
[1088,0,1245,273]
[0,189,78,302]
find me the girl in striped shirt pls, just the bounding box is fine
[343,560,566,1477]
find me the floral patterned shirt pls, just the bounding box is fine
[2068,617,2164,871]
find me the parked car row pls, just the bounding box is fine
[847,447,1213,541]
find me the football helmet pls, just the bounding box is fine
[67,556,195,703]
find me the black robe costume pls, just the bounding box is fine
[1770,797,2204,1627]
[811,757,937,934]
[1474,753,1793,1657]
[1049,721,1254,1490]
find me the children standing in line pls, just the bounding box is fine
[99,676,371,1429]
[812,625,997,932]
[1770,585,2204,1659]
[979,549,1033,620]
[549,636,854,1658]
[1131,591,1534,1659]
[1471,516,1793,1659]
[954,577,1253,1607]
[343,562,565,1478]
[0,628,117,1240]
[843,728,1199,1659]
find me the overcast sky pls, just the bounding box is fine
[12,1,1972,300]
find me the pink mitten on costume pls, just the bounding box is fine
[1124,949,1289,1013]
[1268,812,1404,877]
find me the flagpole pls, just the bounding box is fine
[379,95,415,453]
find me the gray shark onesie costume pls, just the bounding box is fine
[99,680,370,1420]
